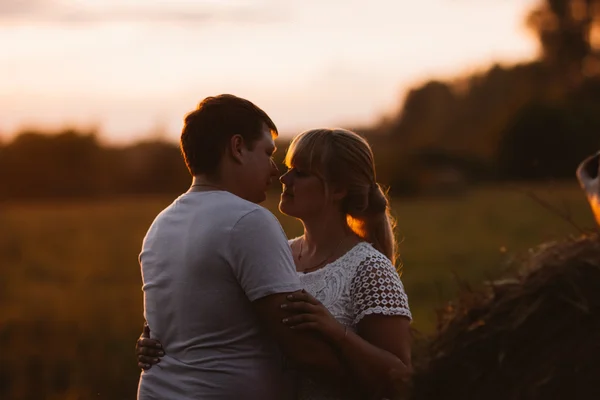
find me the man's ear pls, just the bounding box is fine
[228,134,245,164]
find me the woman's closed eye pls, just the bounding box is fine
[291,168,310,178]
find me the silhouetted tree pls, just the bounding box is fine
[364,0,600,186]
[0,130,101,199]
[0,130,190,200]
[527,0,600,84]
[496,94,600,180]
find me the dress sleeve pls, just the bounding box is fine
[350,251,412,325]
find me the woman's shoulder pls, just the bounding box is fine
[346,242,404,288]
[342,241,392,268]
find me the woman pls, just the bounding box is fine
[137,128,412,399]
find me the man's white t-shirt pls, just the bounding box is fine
[137,191,302,400]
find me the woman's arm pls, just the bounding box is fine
[344,314,412,398]
[283,292,411,398]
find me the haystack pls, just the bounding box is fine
[409,234,600,400]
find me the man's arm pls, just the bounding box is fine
[253,292,349,380]
[229,208,350,382]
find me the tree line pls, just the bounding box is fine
[2,0,600,200]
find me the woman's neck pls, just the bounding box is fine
[301,212,352,257]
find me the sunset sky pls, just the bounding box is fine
[0,0,540,143]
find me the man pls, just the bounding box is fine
[137,95,345,399]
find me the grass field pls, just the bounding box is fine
[0,182,596,398]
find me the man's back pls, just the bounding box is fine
[138,191,301,399]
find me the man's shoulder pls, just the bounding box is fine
[209,192,278,226]
[219,192,266,213]
[168,191,282,236]
[231,202,281,232]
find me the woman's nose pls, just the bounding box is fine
[279,170,290,184]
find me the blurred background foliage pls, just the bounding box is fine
[2,0,600,399]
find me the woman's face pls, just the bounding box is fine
[278,165,330,219]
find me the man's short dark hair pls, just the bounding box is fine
[180,94,278,176]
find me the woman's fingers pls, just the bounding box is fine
[142,322,151,338]
[138,355,161,365]
[137,337,162,349]
[138,362,151,370]
[282,313,318,326]
[136,341,164,357]
[286,290,320,305]
[136,323,162,371]
[145,338,162,349]
[281,301,318,313]
[288,322,319,330]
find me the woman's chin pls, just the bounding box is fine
[278,203,290,215]
[279,200,298,217]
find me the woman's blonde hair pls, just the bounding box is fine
[285,128,398,265]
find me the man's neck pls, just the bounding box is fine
[190,175,226,192]
[190,175,255,204]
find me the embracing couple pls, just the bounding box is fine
[135,94,412,399]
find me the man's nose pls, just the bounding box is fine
[270,159,279,176]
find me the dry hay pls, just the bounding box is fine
[409,234,600,400]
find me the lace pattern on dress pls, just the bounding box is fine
[350,251,412,325]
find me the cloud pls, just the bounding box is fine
[0,0,287,26]
[0,0,52,15]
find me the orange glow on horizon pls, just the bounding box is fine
[0,0,540,144]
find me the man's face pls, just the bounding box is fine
[239,125,279,203]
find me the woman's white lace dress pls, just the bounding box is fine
[291,240,412,400]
